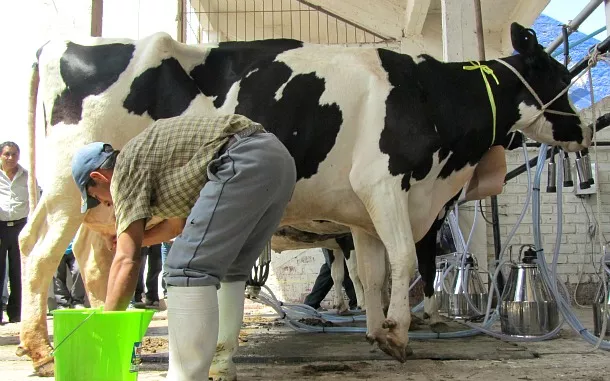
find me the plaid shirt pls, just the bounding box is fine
[110,114,263,236]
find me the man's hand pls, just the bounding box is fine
[104,219,145,311]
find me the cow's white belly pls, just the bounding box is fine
[281,172,372,229]
[408,161,476,242]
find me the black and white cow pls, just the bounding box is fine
[285,125,522,331]
[18,23,589,376]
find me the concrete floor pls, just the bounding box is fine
[2,306,610,381]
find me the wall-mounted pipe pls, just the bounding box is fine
[552,26,607,58]
[568,34,610,77]
[544,0,605,54]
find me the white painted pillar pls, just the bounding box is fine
[91,0,103,37]
[441,0,489,276]
[404,0,431,36]
[441,0,479,62]
[400,0,432,55]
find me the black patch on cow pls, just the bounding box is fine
[377,49,440,192]
[415,219,440,298]
[123,58,200,120]
[547,112,584,143]
[378,50,520,191]
[51,42,135,125]
[188,39,342,180]
[335,235,354,259]
[274,226,350,244]
[233,61,343,181]
[190,39,303,108]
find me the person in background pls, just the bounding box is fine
[133,244,162,308]
[0,141,40,324]
[304,248,358,311]
[160,240,173,300]
[53,240,87,310]
[2,265,8,308]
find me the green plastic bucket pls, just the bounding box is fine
[52,308,155,381]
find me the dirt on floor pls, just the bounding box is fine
[3,308,610,381]
[141,337,168,354]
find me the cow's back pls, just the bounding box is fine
[36,34,397,228]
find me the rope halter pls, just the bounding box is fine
[493,58,579,128]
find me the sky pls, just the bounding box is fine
[542,0,608,38]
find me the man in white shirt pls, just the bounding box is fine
[0,141,33,324]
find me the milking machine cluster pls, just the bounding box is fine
[243,15,610,347]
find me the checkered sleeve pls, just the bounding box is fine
[112,169,153,236]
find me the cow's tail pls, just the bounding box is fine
[27,60,40,213]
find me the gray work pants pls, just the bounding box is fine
[164,132,296,287]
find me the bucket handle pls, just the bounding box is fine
[50,309,98,357]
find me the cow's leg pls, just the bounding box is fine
[345,250,365,310]
[416,222,448,333]
[381,252,391,314]
[329,249,349,314]
[72,224,115,307]
[17,194,82,376]
[351,228,389,348]
[359,188,416,362]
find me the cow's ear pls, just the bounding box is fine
[511,22,539,56]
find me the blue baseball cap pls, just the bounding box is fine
[71,142,114,213]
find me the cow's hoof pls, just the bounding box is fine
[209,374,236,381]
[365,326,388,346]
[382,318,397,329]
[408,319,423,331]
[430,322,449,333]
[335,306,350,316]
[365,334,376,345]
[378,340,413,363]
[377,319,414,362]
[411,314,426,326]
[34,359,55,377]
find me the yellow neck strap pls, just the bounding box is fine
[463,61,500,145]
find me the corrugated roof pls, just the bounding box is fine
[532,14,610,110]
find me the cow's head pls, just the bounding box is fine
[505,22,591,152]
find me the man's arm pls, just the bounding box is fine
[142,217,186,247]
[104,219,145,311]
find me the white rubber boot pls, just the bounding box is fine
[165,285,219,381]
[209,281,246,381]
